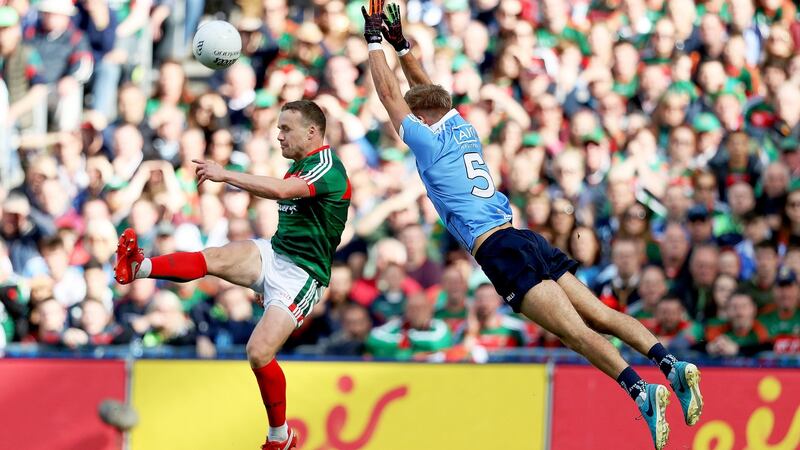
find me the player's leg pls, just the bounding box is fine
[247,239,320,450]
[114,228,262,287]
[520,282,671,450]
[557,272,703,426]
[247,305,298,448]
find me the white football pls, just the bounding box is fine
[192,20,242,70]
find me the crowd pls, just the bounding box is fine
[0,0,799,361]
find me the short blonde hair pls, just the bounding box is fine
[404,85,452,114]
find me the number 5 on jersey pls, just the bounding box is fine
[463,153,496,198]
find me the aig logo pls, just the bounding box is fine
[452,124,479,145]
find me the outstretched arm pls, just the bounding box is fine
[363,0,412,132]
[381,3,432,87]
[193,159,311,200]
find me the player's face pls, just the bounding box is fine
[277,110,311,159]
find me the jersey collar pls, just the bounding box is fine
[305,145,330,157]
[429,109,459,133]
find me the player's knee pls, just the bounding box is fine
[246,339,276,368]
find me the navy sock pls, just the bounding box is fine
[647,343,677,378]
[617,366,647,400]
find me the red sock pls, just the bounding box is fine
[149,252,208,282]
[252,359,287,427]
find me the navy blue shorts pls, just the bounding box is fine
[474,228,578,312]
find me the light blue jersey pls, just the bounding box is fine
[400,110,513,251]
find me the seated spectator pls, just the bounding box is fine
[115,278,156,330]
[739,239,779,313]
[27,236,86,308]
[369,264,412,325]
[631,265,668,328]
[710,274,738,322]
[2,194,47,274]
[366,291,452,361]
[26,297,67,345]
[62,298,132,348]
[676,243,719,322]
[686,205,715,246]
[568,225,604,291]
[24,0,93,131]
[137,291,197,347]
[759,267,800,353]
[705,291,771,357]
[650,296,703,351]
[596,237,642,312]
[194,286,257,358]
[400,223,443,290]
[433,265,469,335]
[310,303,372,356]
[463,283,531,351]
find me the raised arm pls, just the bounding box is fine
[363,0,412,132]
[381,3,432,87]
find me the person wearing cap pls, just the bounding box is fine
[24,0,93,131]
[759,266,800,353]
[692,112,724,167]
[0,5,47,132]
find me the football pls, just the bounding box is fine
[192,20,242,70]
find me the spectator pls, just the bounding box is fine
[711,274,739,321]
[631,265,668,327]
[759,266,800,353]
[464,283,531,351]
[311,303,372,356]
[687,205,715,246]
[433,265,469,335]
[366,291,452,361]
[596,237,643,312]
[24,0,93,131]
[1,194,46,273]
[26,297,67,344]
[705,291,771,356]
[29,236,86,308]
[399,223,442,290]
[740,239,780,312]
[137,290,197,347]
[651,296,703,350]
[0,6,47,133]
[369,263,411,325]
[678,243,720,322]
[567,225,603,290]
[62,298,132,348]
[194,286,257,358]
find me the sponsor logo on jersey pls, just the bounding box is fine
[452,124,479,146]
[278,204,298,214]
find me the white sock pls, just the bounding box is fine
[268,423,288,442]
[135,258,152,279]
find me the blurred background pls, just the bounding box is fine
[0,0,799,449]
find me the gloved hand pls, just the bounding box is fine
[361,0,385,44]
[381,3,409,52]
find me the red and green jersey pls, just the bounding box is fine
[366,318,453,360]
[473,316,532,349]
[759,309,800,339]
[272,145,350,286]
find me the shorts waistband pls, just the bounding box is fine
[474,226,514,263]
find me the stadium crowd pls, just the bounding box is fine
[0,0,799,361]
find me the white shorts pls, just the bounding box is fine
[250,239,324,327]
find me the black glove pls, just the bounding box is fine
[381,3,409,52]
[361,0,385,44]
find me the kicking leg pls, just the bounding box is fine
[557,272,702,426]
[521,280,670,449]
[115,228,263,288]
[248,305,299,448]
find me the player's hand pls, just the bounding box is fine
[361,0,385,44]
[192,159,227,185]
[381,3,409,52]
